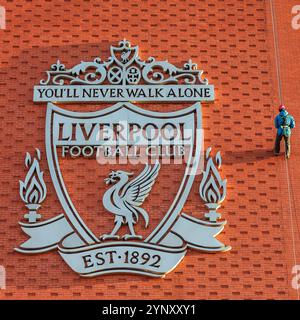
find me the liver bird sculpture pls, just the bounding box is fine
[121,50,131,63]
[101,162,161,240]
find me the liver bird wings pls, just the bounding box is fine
[121,161,161,207]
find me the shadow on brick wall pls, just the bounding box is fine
[223,149,274,164]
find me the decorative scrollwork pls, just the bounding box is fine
[41,57,111,85]
[39,40,209,86]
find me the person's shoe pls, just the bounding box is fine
[285,154,290,159]
[274,153,279,156]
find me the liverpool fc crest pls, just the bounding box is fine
[16,40,230,277]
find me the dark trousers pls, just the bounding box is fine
[274,134,291,157]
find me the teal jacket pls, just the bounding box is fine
[274,110,295,136]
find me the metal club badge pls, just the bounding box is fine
[16,40,231,277]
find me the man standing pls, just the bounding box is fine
[274,105,295,159]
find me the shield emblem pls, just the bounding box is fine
[110,41,139,68]
[17,40,230,278]
[45,102,202,248]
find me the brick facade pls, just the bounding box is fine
[0,0,299,299]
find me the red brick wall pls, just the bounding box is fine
[0,0,299,299]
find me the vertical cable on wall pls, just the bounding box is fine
[269,0,299,299]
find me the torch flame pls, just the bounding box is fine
[19,149,47,205]
[199,147,227,204]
